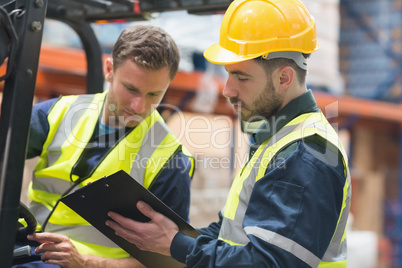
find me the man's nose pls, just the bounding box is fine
[222,78,238,99]
[130,95,146,114]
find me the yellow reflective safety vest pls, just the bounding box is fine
[28,92,194,258]
[219,112,351,268]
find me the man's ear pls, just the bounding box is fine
[278,66,294,90]
[104,58,113,82]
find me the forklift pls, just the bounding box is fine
[0,0,231,266]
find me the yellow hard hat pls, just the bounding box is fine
[204,0,319,65]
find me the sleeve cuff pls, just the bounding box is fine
[170,231,196,264]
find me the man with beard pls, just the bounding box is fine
[105,0,351,267]
[15,25,194,268]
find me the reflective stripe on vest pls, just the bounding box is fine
[130,120,174,185]
[28,92,191,258]
[46,95,96,166]
[218,112,351,268]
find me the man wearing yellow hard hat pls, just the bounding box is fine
[106,0,351,267]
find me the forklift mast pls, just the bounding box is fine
[0,0,231,266]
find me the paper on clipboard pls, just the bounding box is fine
[61,170,200,268]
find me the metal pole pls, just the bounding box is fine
[46,7,105,95]
[399,126,402,267]
[0,0,47,266]
[65,21,104,94]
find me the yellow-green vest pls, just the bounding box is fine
[28,92,194,258]
[219,112,351,268]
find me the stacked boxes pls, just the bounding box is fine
[339,0,402,102]
[304,0,345,95]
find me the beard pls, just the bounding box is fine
[230,79,283,123]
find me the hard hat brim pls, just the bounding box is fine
[204,43,260,65]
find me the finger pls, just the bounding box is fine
[107,212,145,230]
[40,251,67,266]
[107,211,127,223]
[136,201,157,219]
[105,217,124,232]
[35,243,55,254]
[35,240,68,254]
[28,232,65,243]
[106,219,142,245]
[137,201,172,225]
[106,216,141,237]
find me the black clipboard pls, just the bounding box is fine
[61,170,200,268]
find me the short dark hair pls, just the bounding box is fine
[255,53,310,85]
[112,25,180,80]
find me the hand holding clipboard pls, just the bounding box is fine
[61,170,199,268]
